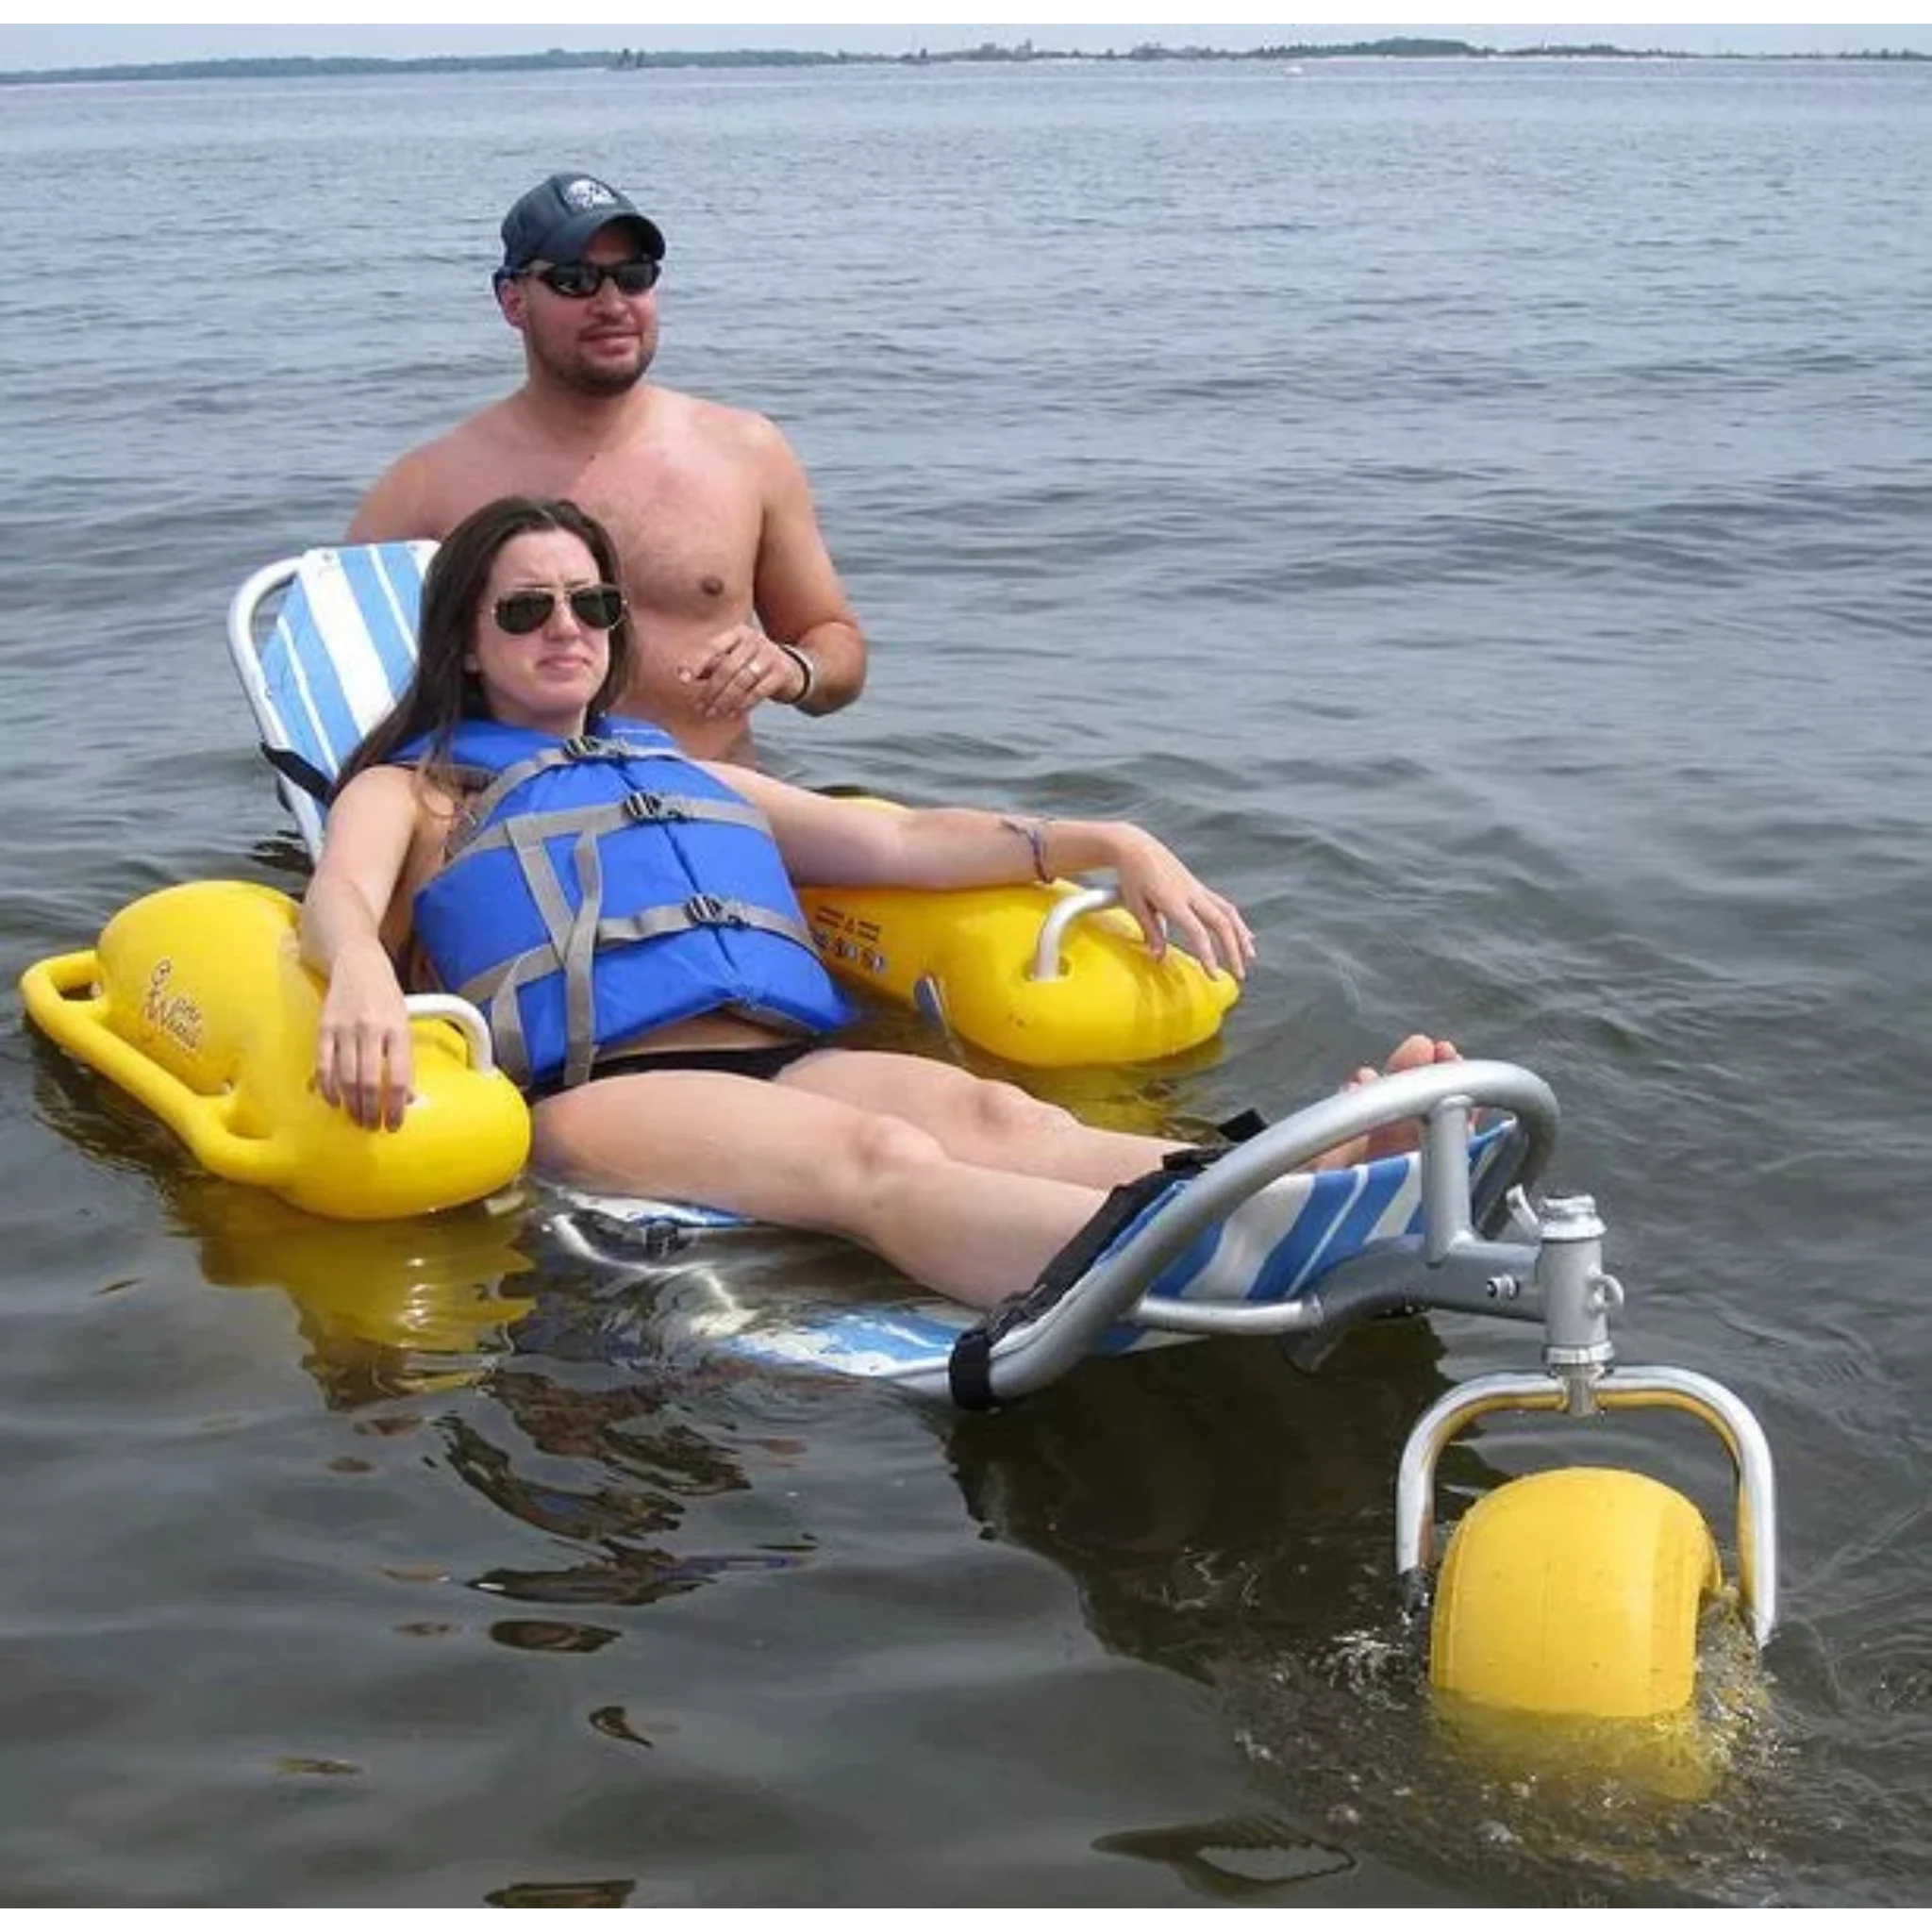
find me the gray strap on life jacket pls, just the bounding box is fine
[455,892,822,1089]
[597,897,816,954]
[510,816,607,1091]
[454,788,771,859]
[456,808,583,1090]
[445,736,692,861]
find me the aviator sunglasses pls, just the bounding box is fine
[492,585,626,635]
[524,258,662,299]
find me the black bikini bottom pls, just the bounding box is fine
[528,1039,822,1102]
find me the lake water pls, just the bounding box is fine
[3,54,1929,1906]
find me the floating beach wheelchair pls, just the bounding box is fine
[18,541,1780,1746]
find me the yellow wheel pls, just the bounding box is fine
[1430,1466,1722,1720]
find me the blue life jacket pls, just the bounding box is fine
[398,716,852,1091]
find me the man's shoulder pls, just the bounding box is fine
[652,385,787,455]
[417,395,534,464]
[348,401,527,541]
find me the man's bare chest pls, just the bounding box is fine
[507,445,762,615]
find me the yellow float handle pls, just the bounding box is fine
[402,993,497,1074]
[1029,885,1126,982]
[1028,885,1225,986]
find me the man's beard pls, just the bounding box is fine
[534,331,654,397]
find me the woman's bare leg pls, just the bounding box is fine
[526,1036,1470,1310]
[529,1068,1108,1309]
[783,1036,1465,1180]
[774,1049,1191,1188]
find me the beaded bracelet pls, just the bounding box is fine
[1001,815,1053,883]
[774,641,816,706]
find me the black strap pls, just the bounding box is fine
[1214,1106,1271,1144]
[945,1141,1224,1412]
[262,743,333,804]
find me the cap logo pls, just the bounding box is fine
[560,177,622,212]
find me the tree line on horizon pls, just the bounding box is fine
[2,37,1924,88]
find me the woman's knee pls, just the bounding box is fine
[798,1114,966,1243]
[963,1076,1076,1143]
[850,1105,954,1190]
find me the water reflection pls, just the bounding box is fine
[1092,1813,1356,1896]
[30,1033,535,1401]
[947,1321,1453,1672]
[442,1363,814,1610]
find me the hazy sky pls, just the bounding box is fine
[5,18,1932,70]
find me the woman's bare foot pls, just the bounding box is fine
[1308,1034,1462,1170]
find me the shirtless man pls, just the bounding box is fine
[347,171,866,766]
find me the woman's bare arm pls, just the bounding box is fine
[721,769,1255,980]
[299,765,424,1130]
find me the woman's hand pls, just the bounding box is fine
[314,945,415,1131]
[1107,827,1256,981]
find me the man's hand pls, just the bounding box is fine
[681,622,810,722]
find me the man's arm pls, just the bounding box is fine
[750,422,867,716]
[345,449,438,544]
[776,612,866,719]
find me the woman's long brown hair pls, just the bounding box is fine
[330,494,635,800]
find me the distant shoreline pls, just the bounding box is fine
[2,38,1926,88]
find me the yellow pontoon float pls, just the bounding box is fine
[22,878,528,1222]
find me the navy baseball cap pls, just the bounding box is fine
[498,172,665,275]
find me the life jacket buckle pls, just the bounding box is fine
[684,893,742,928]
[562,733,615,761]
[624,790,687,824]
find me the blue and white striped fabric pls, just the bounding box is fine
[1134,1126,1513,1312]
[228,541,436,858]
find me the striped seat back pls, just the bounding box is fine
[230,541,437,858]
